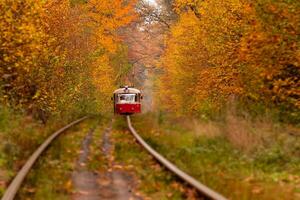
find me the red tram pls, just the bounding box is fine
[113,86,142,115]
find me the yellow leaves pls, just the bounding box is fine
[160,0,300,119]
[3,56,10,62]
[160,0,247,114]
[0,0,137,115]
[86,0,137,54]
[88,0,137,29]
[237,3,299,113]
[32,90,41,100]
[92,55,114,93]
[64,180,73,192]
[0,0,50,109]
[174,0,201,13]
[99,34,118,53]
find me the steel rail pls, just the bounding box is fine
[1,116,88,200]
[127,116,227,200]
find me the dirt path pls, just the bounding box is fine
[72,123,142,200]
[72,127,100,200]
[99,124,142,200]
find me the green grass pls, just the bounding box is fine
[0,108,46,197]
[130,113,300,200]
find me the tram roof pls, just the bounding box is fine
[113,87,141,94]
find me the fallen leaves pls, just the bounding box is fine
[251,186,263,194]
[0,180,6,187]
[64,180,72,192]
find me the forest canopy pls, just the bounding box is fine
[0,0,137,121]
[159,0,300,123]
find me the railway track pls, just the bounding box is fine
[2,115,227,200]
[1,117,89,200]
[127,116,227,200]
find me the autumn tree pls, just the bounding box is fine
[0,0,54,119]
[0,0,137,121]
[159,0,300,122]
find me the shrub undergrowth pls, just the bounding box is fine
[131,112,300,200]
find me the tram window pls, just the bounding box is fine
[118,94,136,103]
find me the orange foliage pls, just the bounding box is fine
[0,0,137,119]
[87,0,137,53]
[159,0,299,121]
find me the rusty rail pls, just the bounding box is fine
[127,116,227,200]
[1,116,88,200]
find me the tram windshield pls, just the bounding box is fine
[118,94,136,103]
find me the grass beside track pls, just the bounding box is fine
[15,117,108,199]
[0,109,91,197]
[112,116,198,200]
[130,113,300,200]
